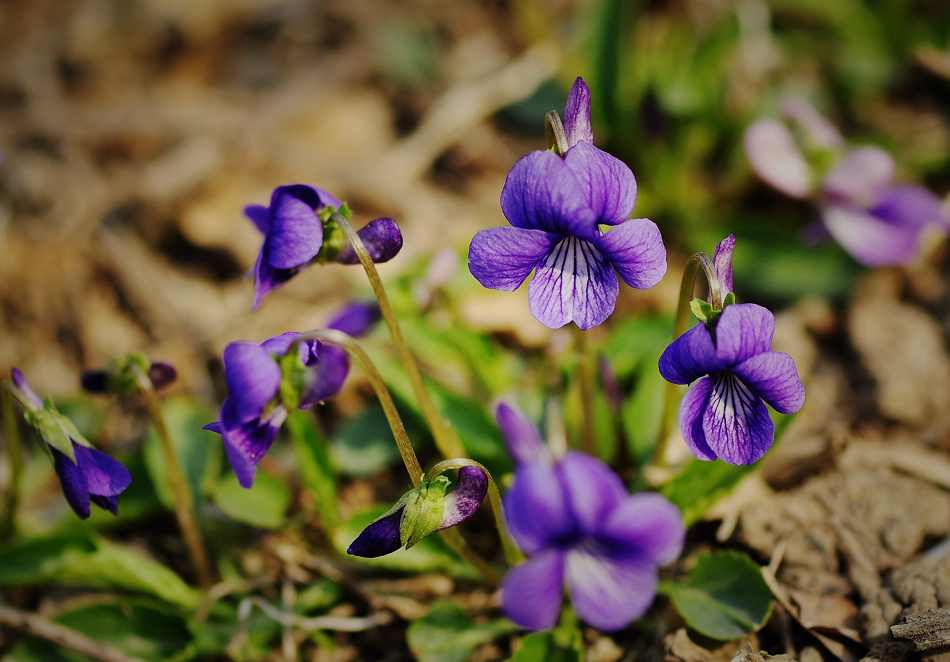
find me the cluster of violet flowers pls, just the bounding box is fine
[6,76,843,637]
[744,96,950,267]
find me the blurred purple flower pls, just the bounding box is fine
[11,369,131,519]
[347,466,488,557]
[205,302,379,487]
[246,185,402,310]
[744,97,949,267]
[81,355,176,395]
[468,77,666,330]
[658,302,805,465]
[495,402,684,631]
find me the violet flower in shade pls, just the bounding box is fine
[81,353,176,395]
[468,77,666,330]
[658,299,805,466]
[744,97,949,267]
[347,466,488,558]
[246,185,403,310]
[495,402,685,631]
[10,369,131,519]
[205,302,378,488]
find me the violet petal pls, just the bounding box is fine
[52,446,91,519]
[702,372,774,465]
[713,304,775,368]
[565,546,658,631]
[563,77,594,149]
[732,352,805,415]
[439,466,488,530]
[712,234,736,295]
[500,151,599,239]
[468,226,558,291]
[527,236,618,330]
[658,323,722,386]
[11,368,43,409]
[504,462,576,555]
[502,548,566,630]
[222,342,282,423]
[678,376,718,461]
[335,217,404,264]
[267,192,323,269]
[494,402,547,465]
[347,507,404,557]
[822,146,894,204]
[74,445,132,497]
[595,218,667,289]
[327,301,381,337]
[822,203,920,267]
[558,452,628,536]
[564,142,637,226]
[743,119,812,198]
[600,493,686,566]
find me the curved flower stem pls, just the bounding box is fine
[301,332,502,585]
[331,212,465,460]
[426,458,525,568]
[0,388,24,542]
[573,326,597,456]
[651,251,720,470]
[299,329,422,485]
[131,365,215,588]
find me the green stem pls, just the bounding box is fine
[652,252,720,470]
[299,329,422,484]
[131,365,215,588]
[426,458,525,568]
[0,388,24,542]
[573,326,597,456]
[332,212,465,460]
[300,331,503,584]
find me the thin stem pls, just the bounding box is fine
[332,212,465,460]
[426,458,525,568]
[0,388,24,542]
[299,329,422,484]
[652,252,720,469]
[0,604,147,662]
[131,365,215,588]
[573,326,597,456]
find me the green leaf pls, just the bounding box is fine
[143,397,221,513]
[664,551,773,640]
[211,470,291,530]
[0,533,201,609]
[5,601,197,662]
[285,410,338,531]
[507,628,584,662]
[660,458,756,526]
[333,507,478,578]
[407,600,517,662]
[330,404,405,477]
[621,357,667,467]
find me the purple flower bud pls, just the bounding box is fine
[495,403,685,631]
[333,217,403,265]
[326,301,381,338]
[347,466,488,558]
[11,369,131,519]
[468,77,666,330]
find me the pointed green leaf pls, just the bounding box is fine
[407,600,517,662]
[285,410,338,531]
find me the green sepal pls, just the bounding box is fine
[400,475,450,549]
[722,292,736,308]
[690,298,715,324]
[25,402,78,463]
[105,353,151,395]
[313,203,349,264]
[277,349,307,412]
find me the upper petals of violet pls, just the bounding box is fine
[822,146,894,204]
[495,401,548,465]
[222,342,282,423]
[563,77,594,150]
[334,217,403,265]
[564,142,637,226]
[743,118,812,198]
[712,234,736,296]
[266,191,325,269]
[439,466,488,530]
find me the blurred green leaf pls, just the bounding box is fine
[620,357,667,467]
[333,507,478,578]
[6,601,198,662]
[0,533,201,608]
[407,600,517,662]
[507,628,584,662]
[331,404,405,477]
[660,458,755,527]
[212,471,291,530]
[144,397,220,513]
[286,410,338,531]
[663,551,772,640]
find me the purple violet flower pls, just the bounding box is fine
[11,369,132,519]
[81,354,177,395]
[496,402,685,631]
[246,185,403,310]
[347,465,488,557]
[468,77,666,330]
[205,302,378,487]
[658,238,805,465]
[744,97,949,267]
